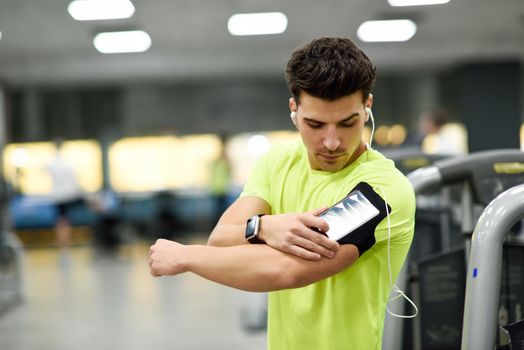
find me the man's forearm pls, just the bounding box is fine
[183,244,358,292]
[184,244,291,291]
[207,223,247,247]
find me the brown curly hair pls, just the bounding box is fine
[285,38,376,104]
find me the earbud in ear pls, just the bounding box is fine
[365,107,371,122]
[290,111,298,126]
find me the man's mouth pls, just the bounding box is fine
[319,153,344,161]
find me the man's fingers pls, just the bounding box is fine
[301,213,330,234]
[149,261,158,276]
[290,235,337,258]
[308,207,329,216]
[294,218,339,252]
[286,245,322,261]
[304,229,339,251]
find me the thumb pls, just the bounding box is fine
[308,206,329,216]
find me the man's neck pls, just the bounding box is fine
[344,141,367,167]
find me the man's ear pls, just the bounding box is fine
[289,97,297,112]
[365,93,373,110]
[289,97,299,127]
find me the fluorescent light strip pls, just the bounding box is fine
[521,124,524,151]
[93,30,151,54]
[388,0,450,6]
[228,12,288,36]
[68,0,135,21]
[357,19,417,42]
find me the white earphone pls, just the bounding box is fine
[365,107,375,148]
[290,111,298,127]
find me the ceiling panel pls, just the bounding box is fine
[0,0,523,84]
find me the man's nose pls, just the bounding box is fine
[323,126,341,151]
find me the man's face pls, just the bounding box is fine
[291,91,371,172]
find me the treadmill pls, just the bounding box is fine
[389,149,524,350]
[462,183,524,349]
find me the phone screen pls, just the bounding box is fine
[319,190,380,241]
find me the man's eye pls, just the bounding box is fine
[307,122,323,129]
[340,121,357,128]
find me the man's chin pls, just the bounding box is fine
[308,153,349,172]
[318,161,344,172]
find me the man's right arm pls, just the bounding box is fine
[207,195,339,260]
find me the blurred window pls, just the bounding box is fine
[3,140,102,195]
[109,135,219,192]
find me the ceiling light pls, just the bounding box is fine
[357,19,417,42]
[93,30,151,54]
[68,0,135,21]
[247,135,270,155]
[228,12,288,36]
[388,0,450,6]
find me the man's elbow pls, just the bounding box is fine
[267,260,313,290]
[206,235,220,246]
[272,246,360,290]
[207,224,242,246]
[207,235,232,247]
[207,227,229,246]
[276,274,308,290]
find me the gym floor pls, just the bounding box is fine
[0,239,267,350]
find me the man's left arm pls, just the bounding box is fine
[149,239,359,292]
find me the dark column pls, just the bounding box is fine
[458,62,521,152]
[0,86,11,234]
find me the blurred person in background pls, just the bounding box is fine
[47,139,84,264]
[89,184,121,256]
[418,106,468,155]
[149,37,415,350]
[208,134,232,227]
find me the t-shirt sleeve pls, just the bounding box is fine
[372,176,416,246]
[240,153,272,204]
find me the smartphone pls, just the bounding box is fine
[318,187,381,242]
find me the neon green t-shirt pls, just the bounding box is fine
[241,141,415,350]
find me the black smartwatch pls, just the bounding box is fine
[245,214,266,244]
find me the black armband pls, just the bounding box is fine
[320,182,391,257]
[339,230,376,256]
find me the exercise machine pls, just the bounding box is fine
[385,149,524,350]
[462,183,524,349]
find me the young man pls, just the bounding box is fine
[149,37,415,350]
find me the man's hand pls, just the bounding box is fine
[258,207,339,261]
[149,239,188,277]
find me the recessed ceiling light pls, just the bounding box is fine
[357,19,417,42]
[228,12,288,36]
[93,30,151,54]
[68,0,135,21]
[388,0,450,6]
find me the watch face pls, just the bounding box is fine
[245,216,259,239]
